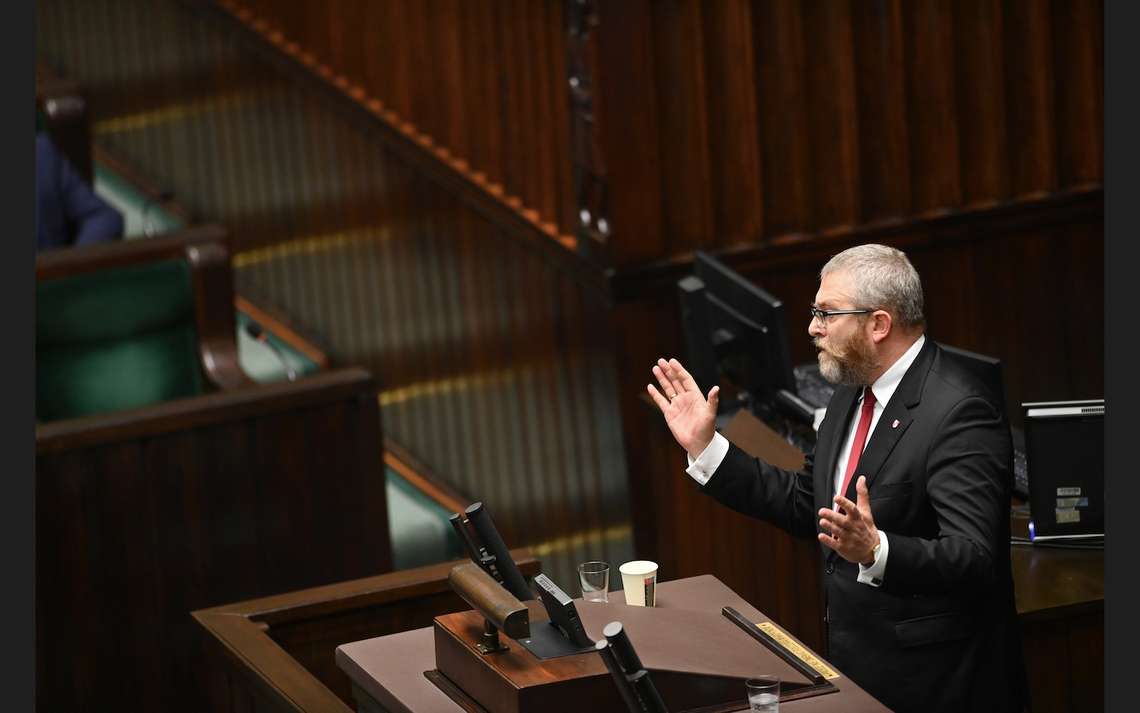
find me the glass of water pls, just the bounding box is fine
[746,676,780,712]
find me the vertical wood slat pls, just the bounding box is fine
[1051,0,1103,187]
[654,0,714,254]
[592,0,665,265]
[799,0,861,230]
[850,0,912,220]
[902,0,962,212]
[952,0,1011,204]
[1002,0,1057,197]
[752,0,811,236]
[700,0,764,246]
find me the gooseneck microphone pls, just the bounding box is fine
[464,502,535,601]
[141,188,176,238]
[245,323,298,382]
[600,621,669,713]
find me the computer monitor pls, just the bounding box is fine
[940,344,1009,426]
[678,251,803,423]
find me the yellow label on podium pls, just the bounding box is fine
[756,622,839,680]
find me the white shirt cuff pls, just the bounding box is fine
[686,433,730,486]
[857,530,888,586]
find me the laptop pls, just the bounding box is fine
[1021,399,1104,542]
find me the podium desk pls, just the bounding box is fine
[336,574,891,713]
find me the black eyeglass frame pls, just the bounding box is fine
[809,306,874,327]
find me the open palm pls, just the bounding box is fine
[647,358,719,458]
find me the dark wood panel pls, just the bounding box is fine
[37,369,392,713]
[194,549,542,713]
[952,0,1011,204]
[799,0,861,230]
[901,0,962,212]
[701,0,764,246]
[851,0,912,221]
[1003,0,1059,197]
[752,0,811,236]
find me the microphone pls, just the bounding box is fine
[602,621,669,713]
[464,502,535,601]
[141,188,175,238]
[245,323,298,382]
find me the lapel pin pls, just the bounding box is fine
[892,419,900,428]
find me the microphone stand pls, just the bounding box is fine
[245,323,298,382]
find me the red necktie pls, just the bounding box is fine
[839,386,876,508]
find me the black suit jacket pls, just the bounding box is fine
[700,338,1026,713]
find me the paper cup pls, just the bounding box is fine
[619,560,658,606]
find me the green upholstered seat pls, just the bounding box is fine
[385,468,465,570]
[36,258,204,422]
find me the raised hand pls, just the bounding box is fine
[817,475,880,564]
[647,358,719,459]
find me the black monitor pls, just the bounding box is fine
[940,344,1009,426]
[678,251,805,424]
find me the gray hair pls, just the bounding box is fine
[820,244,926,332]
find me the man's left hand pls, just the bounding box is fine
[818,475,880,564]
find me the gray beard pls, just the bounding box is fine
[815,332,882,387]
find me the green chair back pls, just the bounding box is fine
[36,258,204,421]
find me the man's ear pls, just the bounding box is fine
[869,310,892,344]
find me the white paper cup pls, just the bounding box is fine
[619,560,658,606]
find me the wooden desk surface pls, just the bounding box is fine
[337,575,892,713]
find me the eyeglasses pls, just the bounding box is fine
[810,306,874,328]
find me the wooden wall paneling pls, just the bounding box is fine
[1019,609,1105,713]
[423,185,468,485]
[1002,0,1058,197]
[329,0,366,91]
[434,0,469,163]
[1051,0,1104,188]
[498,0,527,206]
[512,0,540,214]
[951,0,1011,205]
[752,0,811,238]
[700,0,764,248]
[592,0,665,266]
[485,2,514,192]
[851,0,913,221]
[653,0,714,255]
[546,0,577,238]
[798,0,862,232]
[901,0,963,213]
[37,370,393,712]
[528,0,565,230]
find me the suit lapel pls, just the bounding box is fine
[842,338,937,499]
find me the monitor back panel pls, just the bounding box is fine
[1022,400,1104,541]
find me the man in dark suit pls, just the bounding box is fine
[36,133,124,251]
[649,244,1026,713]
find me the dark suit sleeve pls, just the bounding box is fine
[697,441,819,539]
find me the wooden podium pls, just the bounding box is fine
[337,576,892,713]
